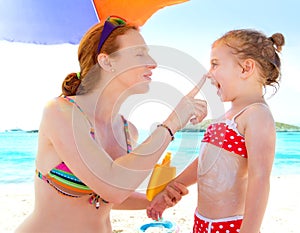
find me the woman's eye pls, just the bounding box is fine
[211,63,217,69]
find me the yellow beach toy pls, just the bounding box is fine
[146,152,176,201]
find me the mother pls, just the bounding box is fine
[15,16,207,233]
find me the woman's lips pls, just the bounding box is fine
[143,71,152,81]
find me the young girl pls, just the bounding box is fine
[147,29,285,233]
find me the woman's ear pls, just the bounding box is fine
[240,58,255,79]
[97,53,114,72]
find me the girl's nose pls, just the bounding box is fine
[205,73,212,79]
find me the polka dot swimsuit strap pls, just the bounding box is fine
[231,102,269,122]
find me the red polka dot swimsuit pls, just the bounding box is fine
[201,103,267,158]
[194,211,243,233]
[194,103,268,233]
[201,119,247,158]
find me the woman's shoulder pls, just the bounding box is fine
[41,96,73,126]
[39,97,76,140]
[43,96,72,114]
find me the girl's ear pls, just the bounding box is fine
[97,53,114,72]
[240,58,255,79]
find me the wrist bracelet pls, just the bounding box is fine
[157,124,175,141]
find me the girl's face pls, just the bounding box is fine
[110,29,157,94]
[208,43,243,102]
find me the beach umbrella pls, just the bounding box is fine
[94,0,189,27]
[0,0,189,45]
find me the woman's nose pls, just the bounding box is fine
[147,55,157,69]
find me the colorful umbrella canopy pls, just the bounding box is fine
[0,0,188,45]
[0,0,98,44]
[93,0,189,26]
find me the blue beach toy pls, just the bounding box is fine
[139,220,179,232]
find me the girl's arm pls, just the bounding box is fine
[240,106,276,233]
[113,181,188,210]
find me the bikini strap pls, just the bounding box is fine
[232,103,269,122]
[62,96,132,152]
[121,115,132,153]
[62,95,95,139]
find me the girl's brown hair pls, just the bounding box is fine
[61,23,137,96]
[213,29,285,93]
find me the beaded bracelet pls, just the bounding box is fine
[157,124,175,141]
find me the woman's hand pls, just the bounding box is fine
[146,182,189,220]
[164,76,207,133]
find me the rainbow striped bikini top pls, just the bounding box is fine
[36,96,132,209]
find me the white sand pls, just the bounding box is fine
[1,175,299,232]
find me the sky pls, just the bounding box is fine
[0,0,299,131]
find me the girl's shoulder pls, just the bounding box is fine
[241,103,272,120]
[240,103,275,133]
[228,103,274,136]
[233,103,270,120]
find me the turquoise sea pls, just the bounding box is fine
[0,131,300,184]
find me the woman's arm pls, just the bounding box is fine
[113,192,150,210]
[43,85,207,205]
[112,179,190,210]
